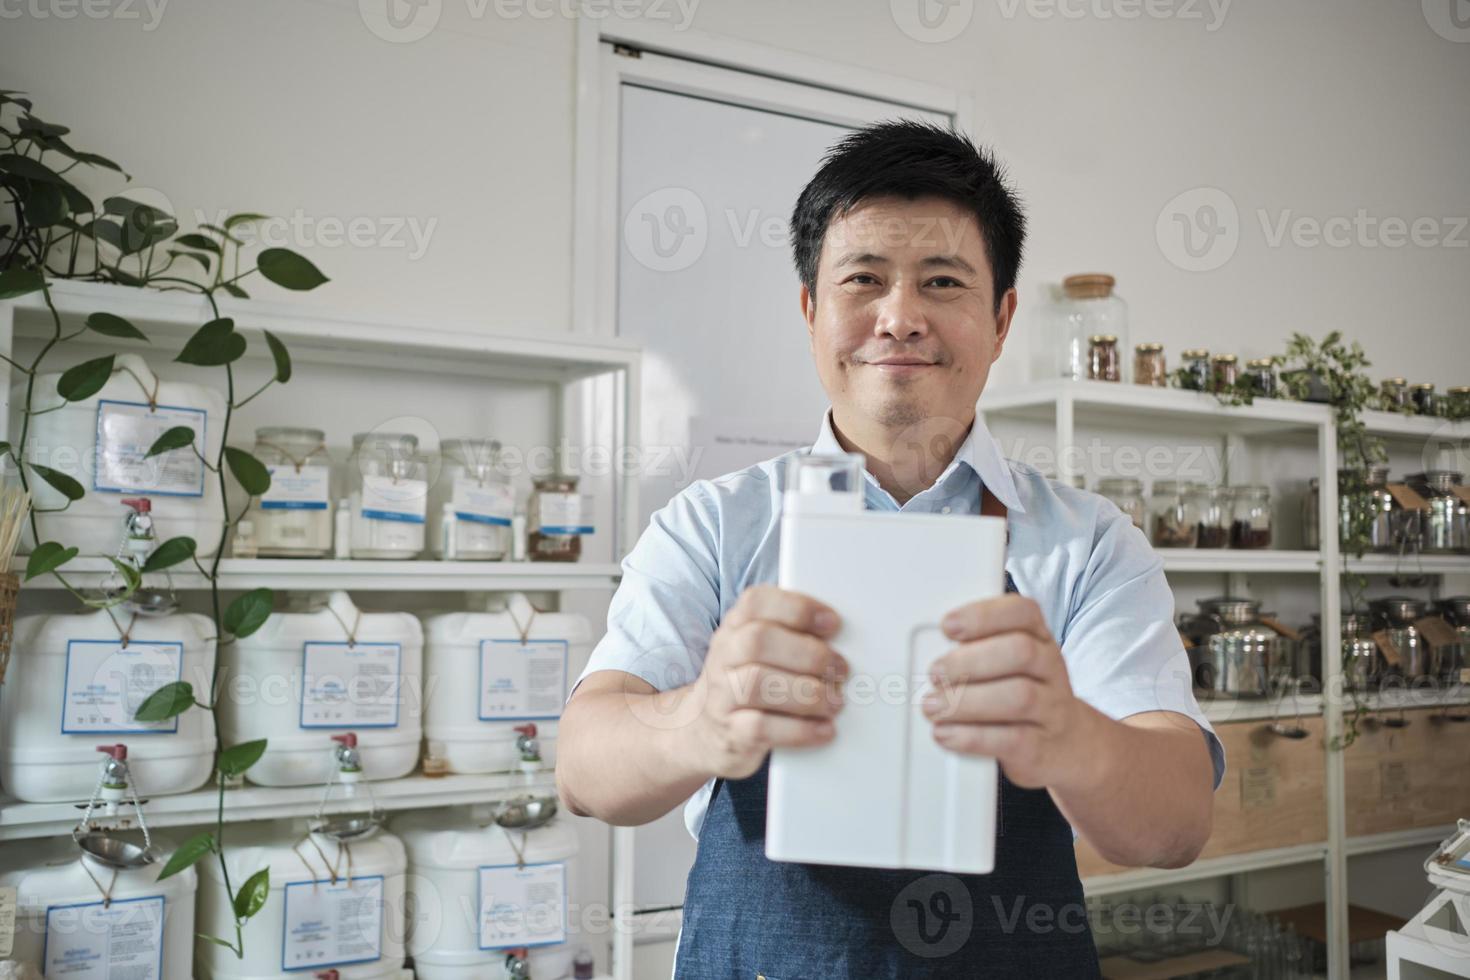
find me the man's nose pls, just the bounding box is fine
[872,281,929,341]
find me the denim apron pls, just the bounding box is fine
[673,489,1101,979]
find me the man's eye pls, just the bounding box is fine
[846,274,880,285]
[927,277,963,288]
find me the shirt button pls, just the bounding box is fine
[941,506,952,514]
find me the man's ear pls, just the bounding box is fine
[991,287,1018,363]
[800,282,817,350]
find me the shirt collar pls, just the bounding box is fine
[809,408,1026,515]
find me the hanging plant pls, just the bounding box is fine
[2,89,328,956]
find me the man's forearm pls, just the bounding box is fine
[1049,706,1215,868]
[558,682,714,826]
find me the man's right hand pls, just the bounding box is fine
[690,584,849,780]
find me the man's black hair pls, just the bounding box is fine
[789,119,1026,312]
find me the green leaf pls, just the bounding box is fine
[17,115,70,139]
[141,536,196,573]
[24,541,78,581]
[175,317,246,366]
[195,934,236,950]
[166,250,212,274]
[220,283,248,299]
[256,248,328,291]
[0,153,64,184]
[106,268,145,287]
[0,441,12,459]
[0,267,44,299]
[218,739,268,777]
[225,447,271,495]
[105,556,142,595]
[22,181,67,228]
[57,354,115,402]
[223,588,273,639]
[233,868,270,921]
[86,312,149,342]
[199,223,244,246]
[173,233,221,254]
[73,150,125,175]
[146,426,196,458]
[133,680,195,722]
[157,832,215,881]
[223,212,269,230]
[88,218,124,252]
[30,463,84,501]
[263,330,291,384]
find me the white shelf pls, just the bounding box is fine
[15,557,623,591]
[1346,824,1455,858]
[0,770,557,841]
[1161,549,1322,574]
[1361,408,1470,445]
[1201,693,1325,724]
[1082,843,1326,896]
[1343,553,1470,576]
[981,379,1331,436]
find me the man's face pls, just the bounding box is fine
[801,195,1016,436]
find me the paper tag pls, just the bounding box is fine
[479,639,569,721]
[44,895,165,980]
[1453,485,1470,507]
[0,886,15,958]
[453,477,513,526]
[95,400,207,496]
[62,640,184,734]
[300,642,403,729]
[1240,765,1277,809]
[1386,483,1430,512]
[261,464,330,510]
[478,862,566,950]
[537,492,593,535]
[1260,617,1302,642]
[281,875,383,971]
[1381,760,1411,801]
[1416,616,1462,650]
[1373,629,1404,667]
[360,474,427,524]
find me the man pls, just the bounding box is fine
[558,120,1223,977]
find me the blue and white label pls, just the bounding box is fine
[95,400,207,497]
[282,875,383,971]
[479,639,568,721]
[453,476,513,526]
[43,895,165,980]
[262,464,331,511]
[300,642,403,729]
[477,862,566,950]
[61,640,184,734]
[537,492,593,535]
[360,474,426,524]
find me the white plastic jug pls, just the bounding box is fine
[766,454,1006,874]
[13,352,226,557]
[0,832,199,980]
[395,806,578,980]
[195,821,410,980]
[0,608,217,802]
[422,594,590,774]
[220,592,423,786]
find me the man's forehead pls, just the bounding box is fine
[821,199,983,257]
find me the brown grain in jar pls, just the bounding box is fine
[1088,334,1120,383]
[1133,342,1166,387]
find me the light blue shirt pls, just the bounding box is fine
[575,409,1226,841]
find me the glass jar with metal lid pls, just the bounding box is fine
[1369,596,1432,680]
[1226,485,1272,549]
[428,438,513,560]
[1133,342,1166,387]
[244,426,333,557]
[1379,377,1410,412]
[1178,349,1210,391]
[1209,354,1239,394]
[1411,382,1440,417]
[347,431,428,559]
[1437,596,1470,684]
[1339,611,1381,691]
[1148,480,1200,548]
[1179,597,1277,698]
[529,474,593,562]
[1448,386,1470,420]
[1244,358,1277,399]
[1352,465,1404,552]
[1406,471,1468,553]
[1190,484,1228,548]
[1096,477,1145,531]
[1088,334,1121,383]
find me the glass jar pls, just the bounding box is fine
[1149,480,1199,548]
[1096,478,1145,531]
[1303,478,1320,550]
[1406,470,1468,553]
[1340,612,1380,691]
[347,431,428,559]
[1088,334,1121,383]
[1059,274,1129,382]
[1227,485,1272,549]
[245,426,333,557]
[1133,343,1166,387]
[1379,377,1409,412]
[428,438,513,561]
[529,474,593,562]
[1437,596,1470,683]
[1244,358,1277,399]
[1209,353,1239,394]
[1411,382,1440,417]
[1448,386,1470,420]
[1190,484,1228,548]
[1179,349,1210,391]
[1370,597,1432,680]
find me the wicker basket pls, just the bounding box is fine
[0,572,19,684]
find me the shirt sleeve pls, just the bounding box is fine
[1059,507,1227,792]
[570,482,723,697]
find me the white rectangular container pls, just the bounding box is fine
[766,454,1007,874]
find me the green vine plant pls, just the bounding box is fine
[1,89,328,956]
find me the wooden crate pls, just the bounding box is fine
[1076,716,1328,878]
[1344,705,1470,837]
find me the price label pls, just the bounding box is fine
[360,475,427,524]
[62,640,184,734]
[479,640,568,721]
[95,400,207,497]
[300,642,403,729]
[537,493,592,535]
[453,477,513,526]
[478,862,566,950]
[282,875,383,971]
[262,464,331,511]
[0,886,15,958]
[44,895,165,980]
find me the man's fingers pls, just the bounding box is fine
[727,584,841,637]
[922,676,1046,724]
[940,593,1052,644]
[729,619,848,679]
[729,663,844,719]
[929,632,1054,686]
[728,708,837,751]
